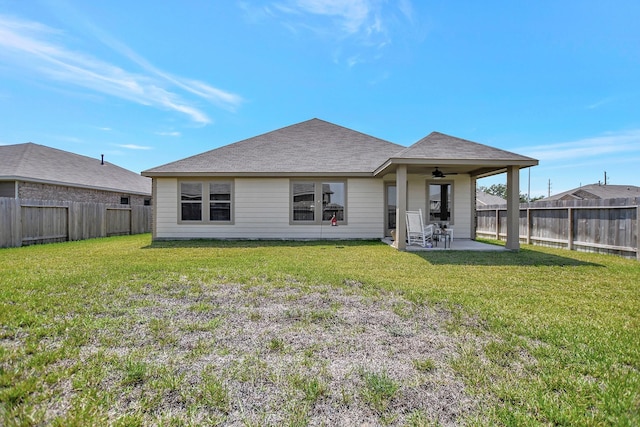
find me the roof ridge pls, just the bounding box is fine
[308,118,402,147]
[401,131,537,161]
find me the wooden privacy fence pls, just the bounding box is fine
[476,198,639,260]
[0,197,152,248]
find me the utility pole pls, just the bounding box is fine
[604,171,608,185]
[547,179,552,198]
[527,168,531,203]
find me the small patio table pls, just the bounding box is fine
[434,228,452,249]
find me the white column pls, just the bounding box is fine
[470,176,477,240]
[506,165,520,251]
[395,165,407,250]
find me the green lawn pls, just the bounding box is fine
[1,235,639,426]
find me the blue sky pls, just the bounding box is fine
[1,0,639,197]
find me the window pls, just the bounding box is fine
[144,198,151,206]
[181,182,202,221]
[292,182,316,221]
[209,182,231,221]
[120,196,130,205]
[291,180,346,224]
[179,180,233,223]
[321,182,345,221]
[428,182,453,224]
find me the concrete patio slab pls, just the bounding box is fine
[382,238,509,252]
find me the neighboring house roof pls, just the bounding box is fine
[476,189,506,206]
[142,118,538,178]
[143,118,404,177]
[545,184,640,201]
[0,143,151,195]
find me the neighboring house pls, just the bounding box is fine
[0,143,152,205]
[476,189,506,208]
[142,118,537,250]
[544,184,640,201]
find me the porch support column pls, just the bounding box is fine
[395,165,407,250]
[506,165,521,251]
[470,176,477,240]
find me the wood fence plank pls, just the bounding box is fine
[477,198,638,259]
[0,197,151,248]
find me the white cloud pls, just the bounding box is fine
[254,0,415,65]
[156,131,181,137]
[522,130,640,162]
[586,97,615,110]
[0,14,243,124]
[398,0,414,22]
[292,0,370,34]
[116,144,152,150]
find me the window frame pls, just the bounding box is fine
[178,179,234,224]
[426,180,454,225]
[290,180,347,225]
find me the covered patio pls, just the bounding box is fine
[374,132,538,252]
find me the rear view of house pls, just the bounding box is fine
[143,118,537,250]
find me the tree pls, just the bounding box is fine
[478,184,542,203]
[479,184,507,199]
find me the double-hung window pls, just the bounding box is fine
[209,182,232,221]
[181,182,203,221]
[291,180,346,224]
[180,181,233,223]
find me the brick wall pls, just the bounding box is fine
[18,181,150,205]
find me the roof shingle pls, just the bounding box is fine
[0,143,151,195]
[396,132,537,162]
[142,119,538,177]
[143,118,404,176]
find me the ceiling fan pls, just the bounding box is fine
[432,167,458,179]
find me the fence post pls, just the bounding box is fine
[568,207,574,251]
[495,208,499,240]
[13,198,22,247]
[637,205,639,261]
[526,207,531,244]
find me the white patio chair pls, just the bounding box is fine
[406,209,434,247]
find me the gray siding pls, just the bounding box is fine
[153,177,385,240]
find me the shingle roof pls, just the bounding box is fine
[476,190,507,206]
[143,118,404,176]
[395,132,537,162]
[0,143,151,195]
[142,119,538,178]
[545,184,640,201]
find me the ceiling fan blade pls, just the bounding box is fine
[432,167,458,178]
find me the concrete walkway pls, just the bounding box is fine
[382,237,508,252]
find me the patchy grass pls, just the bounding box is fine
[0,234,639,426]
